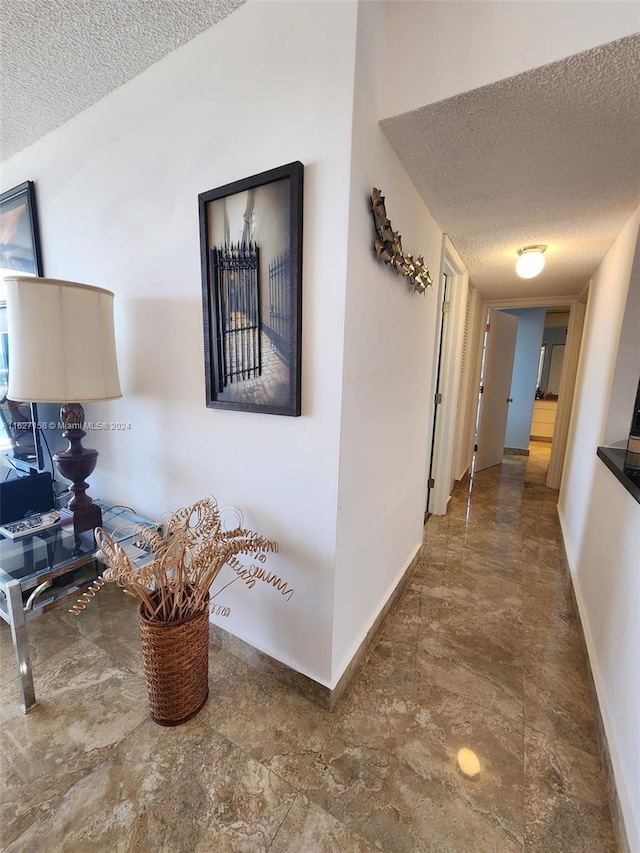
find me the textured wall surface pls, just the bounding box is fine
[0,0,246,158]
[382,35,640,301]
[4,2,638,313]
[379,0,640,120]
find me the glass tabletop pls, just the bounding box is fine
[0,501,154,590]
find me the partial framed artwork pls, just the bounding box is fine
[0,182,44,474]
[0,181,44,277]
[199,161,303,416]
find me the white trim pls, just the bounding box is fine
[456,291,486,481]
[442,234,466,275]
[423,239,449,514]
[330,541,422,689]
[429,234,469,515]
[483,294,578,310]
[547,299,587,489]
[452,287,473,480]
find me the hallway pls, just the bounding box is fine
[418,441,616,850]
[1,445,617,851]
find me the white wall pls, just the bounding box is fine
[455,284,484,481]
[559,207,640,850]
[1,0,360,686]
[332,1,442,683]
[604,229,640,447]
[501,308,546,450]
[380,1,640,119]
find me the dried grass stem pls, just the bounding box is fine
[93,497,278,624]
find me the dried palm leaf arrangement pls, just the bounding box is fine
[370,187,433,294]
[71,496,279,623]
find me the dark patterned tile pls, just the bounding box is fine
[1,443,614,853]
[0,639,148,848]
[286,735,522,853]
[199,649,326,768]
[5,718,297,853]
[524,659,600,756]
[524,726,616,852]
[0,613,82,686]
[269,795,380,853]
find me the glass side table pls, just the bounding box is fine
[0,501,152,713]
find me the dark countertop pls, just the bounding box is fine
[597,446,640,505]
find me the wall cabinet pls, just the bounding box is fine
[531,399,557,440]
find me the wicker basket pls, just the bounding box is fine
[138,603,210,726]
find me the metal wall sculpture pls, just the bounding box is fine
[370,187,432,294]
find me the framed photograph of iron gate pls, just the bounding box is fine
[199,161,304,416]
[0,181,44,277]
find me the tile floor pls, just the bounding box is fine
[0,443,617,851]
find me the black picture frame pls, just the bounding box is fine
[0,181,44,277]
[199,161,303,416]
[0,181,45,474]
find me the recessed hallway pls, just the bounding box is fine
[0,443,617,851]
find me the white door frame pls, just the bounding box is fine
[474,293,582,490]
[428,235,469,515]
[547,289,588,488]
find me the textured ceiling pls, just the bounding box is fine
[1,8,638,303]
[0,0,246,159]
[382,35,640,301]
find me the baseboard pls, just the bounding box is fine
[557,507,632,853]
[330,545,423,708]
[209,546,423,711]
[455,466,470,484]
[208,625,333,708]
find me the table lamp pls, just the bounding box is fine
[4,276,122,534]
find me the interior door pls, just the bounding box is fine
[426,273,450,515]
[475,310,518,472]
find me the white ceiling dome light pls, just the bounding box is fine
[516,245,547,279]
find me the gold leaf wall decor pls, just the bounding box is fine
[370,187,433,295]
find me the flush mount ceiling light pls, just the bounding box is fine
[516,245,547,279]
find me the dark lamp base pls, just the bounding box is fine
[60,502,103,536]
[54,402,102,536]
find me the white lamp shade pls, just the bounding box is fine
[515,248,546,279]
[5,276,122,403]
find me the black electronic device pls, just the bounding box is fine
[0,470,55,525]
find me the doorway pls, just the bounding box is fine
[474,308,519,473]
[426,272,450,515]
[427,236,470,516]
[469,297,586,489]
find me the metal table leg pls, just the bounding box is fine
[5,578,36,713]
